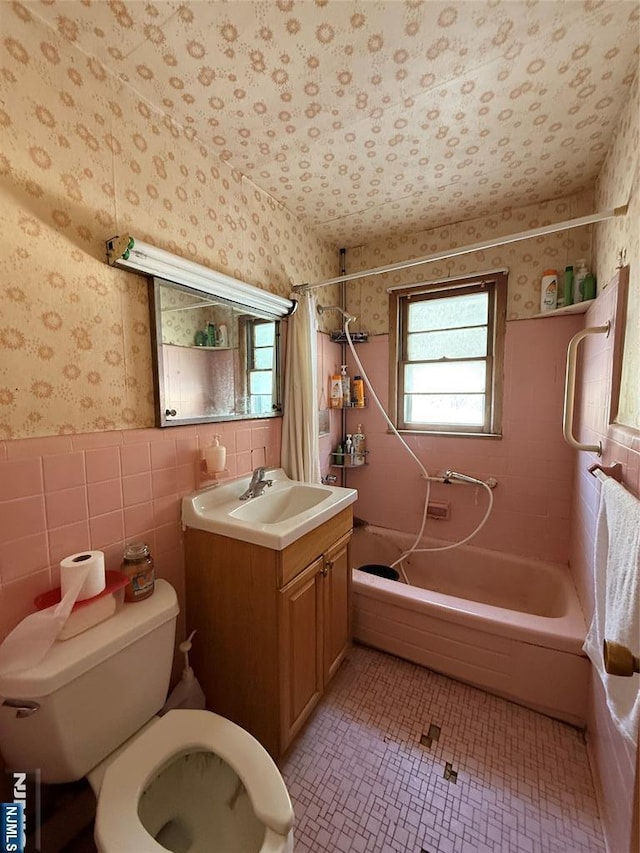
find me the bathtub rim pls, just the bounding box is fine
[351,529,587,657]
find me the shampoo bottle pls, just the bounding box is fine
[563,266,574,307]
[340,365,351,408]
[540,269,558,312]
[353,375,365,408]
[330,372,343,408]
[573,259,589,304]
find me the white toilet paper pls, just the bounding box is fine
[0,555,100,676]
[60,551,106,601]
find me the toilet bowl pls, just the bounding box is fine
[94,709,294,853]
[0,580,294,852]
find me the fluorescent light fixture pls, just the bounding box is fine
[106,235,295,318]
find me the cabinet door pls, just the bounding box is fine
[323,531,352,684]
[279,555,324,753]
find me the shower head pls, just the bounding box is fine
[317,304,357,323]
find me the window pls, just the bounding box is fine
[389,272,507,435]
[246,319,278,415]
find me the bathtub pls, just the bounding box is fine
[351,525,589,727]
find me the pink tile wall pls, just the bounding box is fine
[0,419,282,643]
[330,315,582,563]
[317,332,344,481]
[569,272,638,853]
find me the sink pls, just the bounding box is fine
[230,484,330,524]
[182,469,357,550]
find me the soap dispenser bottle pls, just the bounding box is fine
[204,434,226,474]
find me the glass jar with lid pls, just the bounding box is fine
[121,541,155,602]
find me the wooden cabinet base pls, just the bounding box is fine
[185,509,353,759]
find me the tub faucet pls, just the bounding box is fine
[239,466,274,500]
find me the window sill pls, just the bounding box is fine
[388,429,502,439]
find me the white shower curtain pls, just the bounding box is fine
[281,291,321,483]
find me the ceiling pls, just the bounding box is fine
[28,0,640,248]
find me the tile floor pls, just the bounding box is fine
[280,644,605,853]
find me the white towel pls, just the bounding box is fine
[583,477,640,747]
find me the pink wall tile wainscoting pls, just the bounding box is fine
[0,420,282,643]
[570,273,639,853]
[331,314,583,564]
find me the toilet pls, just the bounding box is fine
[0,579,294,852]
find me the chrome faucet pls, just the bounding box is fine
[239,466,274,500]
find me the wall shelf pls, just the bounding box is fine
[530,299,594,320]
[331,451,368,468]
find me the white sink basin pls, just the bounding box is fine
[182,469,357,550]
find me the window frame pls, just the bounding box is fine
[388,271,507,437]
[244,317,280,416]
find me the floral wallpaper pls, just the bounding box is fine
[343,189,594,331]
[0,2,637,439]
[0,5,337,440]
[594,72,640,430]
[22,0,640,247]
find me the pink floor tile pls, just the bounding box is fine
[281,645,605,853]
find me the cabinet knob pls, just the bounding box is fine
[321,560,332,576]
[165,408,177,417]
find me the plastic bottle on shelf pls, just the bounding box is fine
[340,365,351,408]
[345,435,353,465]
[334,444,344,466]
[353,375,365,407]
[582,273,596,301]
[573,259,589,304]
[540,269,558,312]
[352,424,366,465]
[330,372,343,408]
[563,266,574,307]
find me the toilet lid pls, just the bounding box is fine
[94,709,293,852]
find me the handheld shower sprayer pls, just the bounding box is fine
[443,470,484,486]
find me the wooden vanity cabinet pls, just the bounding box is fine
[184,507,352,759]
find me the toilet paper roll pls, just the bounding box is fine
[60,551,106,602]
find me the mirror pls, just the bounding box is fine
[149,278,283,427]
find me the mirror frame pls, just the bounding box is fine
[148,278,284,428]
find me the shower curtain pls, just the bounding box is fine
[281,291,321,483]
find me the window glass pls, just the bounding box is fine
[390,274,506,435]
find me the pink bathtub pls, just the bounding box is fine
[351,525,589,726]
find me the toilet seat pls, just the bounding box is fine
[94,709,294,852]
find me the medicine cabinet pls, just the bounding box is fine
[149,278,283,427]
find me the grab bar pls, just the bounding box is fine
[563,322,610,456]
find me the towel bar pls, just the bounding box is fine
[589,462,623,483]
[563,322,610,456]
[603,640,640,677]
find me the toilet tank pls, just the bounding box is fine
[0,579,179,783]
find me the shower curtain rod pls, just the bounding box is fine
[292,205,628,292]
